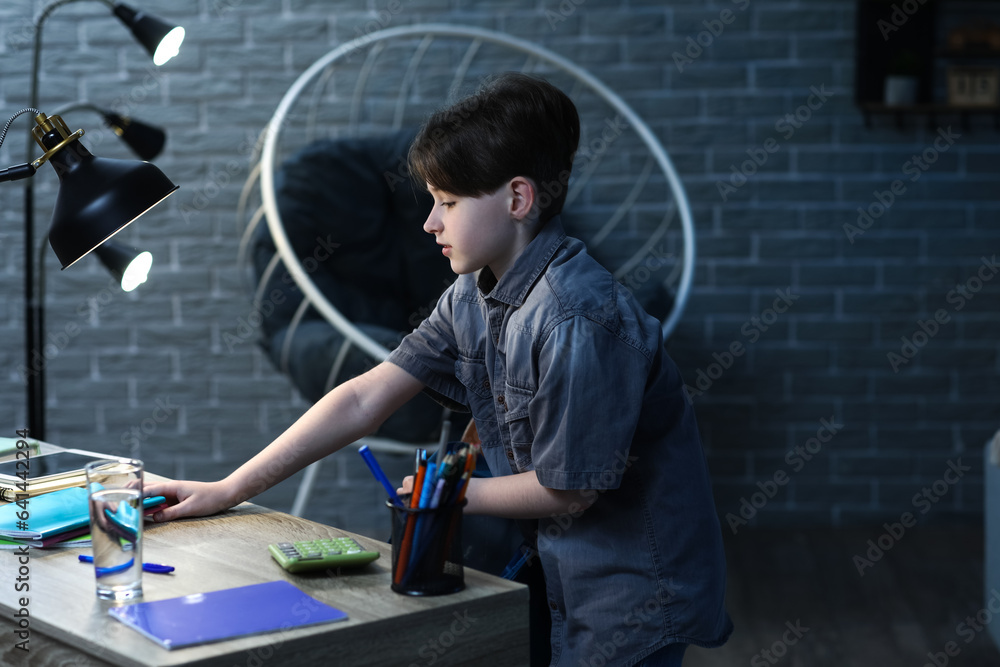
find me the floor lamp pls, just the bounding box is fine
[13,0,184,441]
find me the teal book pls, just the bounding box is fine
[0,487,165,541]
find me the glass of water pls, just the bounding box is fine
[84,459,144,601]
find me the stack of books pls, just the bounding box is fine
[0,487,101,548]
[0,445,165,549]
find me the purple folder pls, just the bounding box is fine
[109,580,348,650]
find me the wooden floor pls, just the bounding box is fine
[685,526,1000,667]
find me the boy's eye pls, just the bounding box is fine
[441,201,456,209]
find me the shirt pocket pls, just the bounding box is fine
[454,357,499,446]
[503,384,535,471]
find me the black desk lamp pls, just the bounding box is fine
[51,102,167,291]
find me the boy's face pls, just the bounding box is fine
[423,182,528,279]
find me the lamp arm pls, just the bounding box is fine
[30,0,114,123]
[0,110,41,182]
[0,164,36,183]
[1,108,41,152]
[52,102,104,117]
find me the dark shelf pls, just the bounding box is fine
[936,48,1000,58]
[859,101,1000,129]
[861,102,1000,112]
[856,0,1000,129]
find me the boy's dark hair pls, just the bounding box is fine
[408,72,580,223]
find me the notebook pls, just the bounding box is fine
[109,580,349,649]
[0,487,166,540]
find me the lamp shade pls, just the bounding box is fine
[43,137,177,270]
[112,3,185,66]
[95,241,153,292]
[102,111,166,161]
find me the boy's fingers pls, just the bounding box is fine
[150,499,184,522]
[398,475,415,495]
[144,482,175,500]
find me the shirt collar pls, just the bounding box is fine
[477,216,567,307]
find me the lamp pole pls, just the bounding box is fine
[23,0,87,441]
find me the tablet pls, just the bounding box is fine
[0,449,120,483]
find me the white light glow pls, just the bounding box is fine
[153,27,185,66]
[121,251,153,292]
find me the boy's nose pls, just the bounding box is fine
[423,211,441,234]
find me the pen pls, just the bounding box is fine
[394,450,425,586]
[429,477,447,508]
[406,460,439,577]
[418,462,437,509]
[78,554,175,576]
[358,445,404,507]
[454,470,471,504]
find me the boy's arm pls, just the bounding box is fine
[401,469,595,519]
[464,472,595,519]
[147,361,425,521]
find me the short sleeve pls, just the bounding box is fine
[529,315,651,490]
[386,283,469,412]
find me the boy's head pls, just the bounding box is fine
[408,72,580,224]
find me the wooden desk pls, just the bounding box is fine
[0,500,529,666]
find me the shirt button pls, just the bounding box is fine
[497,395,505,404]
[548,600,559,611]
[482,379,490,390]
[506,449,515,460]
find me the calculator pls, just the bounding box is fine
[268,537,380,573]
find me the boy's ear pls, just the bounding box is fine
[508,176,537,222]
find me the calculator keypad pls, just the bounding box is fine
[268,537,380,573]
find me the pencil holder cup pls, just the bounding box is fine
[387,494,465,596]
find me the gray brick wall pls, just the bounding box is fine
[1,0,996,540]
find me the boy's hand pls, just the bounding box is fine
[144,480,238,522]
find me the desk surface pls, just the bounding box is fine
[0,491,529,666]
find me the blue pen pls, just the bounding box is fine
[418,462,437,509]
[78,554,175,576]
[359,445,405,507]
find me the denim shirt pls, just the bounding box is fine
[387,218,732,666]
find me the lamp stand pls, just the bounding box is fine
[24,182,45,440]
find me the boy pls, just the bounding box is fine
[147,72,732,666]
